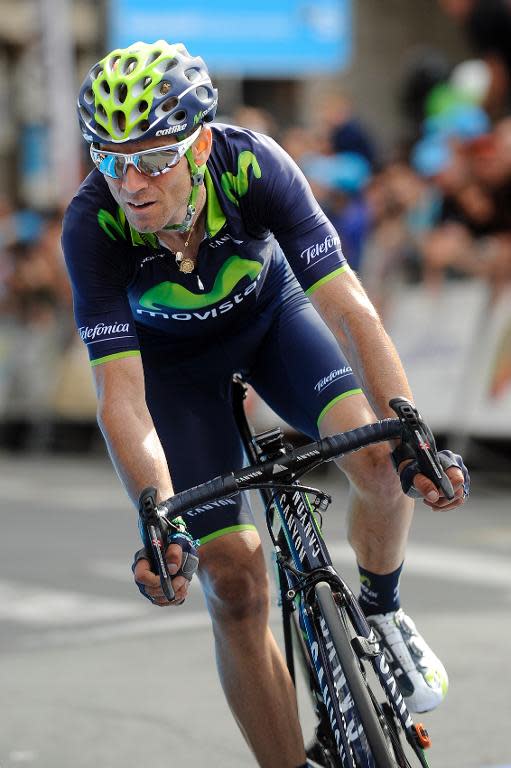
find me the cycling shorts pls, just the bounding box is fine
[141,259,362,544]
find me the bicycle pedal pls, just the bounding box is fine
[351,634,381,659]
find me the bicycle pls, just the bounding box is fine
[138,380,454,767]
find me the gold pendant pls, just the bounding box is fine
[175,251,195,274]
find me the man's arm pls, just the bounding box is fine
[310,266,413,420]
[93,354,191,604]
[93,354,173,505]
[310,266,469,508]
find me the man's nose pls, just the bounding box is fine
[121,163,149,194]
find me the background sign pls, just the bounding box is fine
[108,0,352,76]
[466,287,511,437]
[386,281,487,433]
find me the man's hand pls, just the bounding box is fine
[132,538,198,606]
[411,464,466,511]
[398,449,470,511]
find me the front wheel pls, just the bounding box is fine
[315,581,399,768]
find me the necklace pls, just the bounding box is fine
[174,189,204,274]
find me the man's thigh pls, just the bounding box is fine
[249,295,362,438]
[143,360,257,545]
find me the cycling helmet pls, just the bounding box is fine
[77,40,218,144]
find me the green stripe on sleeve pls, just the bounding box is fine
[90,350,141,367]
[317,388,363,426]
[199,523,257,546]
[305,265,348,296]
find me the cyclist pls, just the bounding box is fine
[63,40,469,768]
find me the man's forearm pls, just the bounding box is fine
[98,398,174,506]
[311,269,414,419]
[338,309,414,419]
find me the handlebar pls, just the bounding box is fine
[137,398,454,590]
[163,418,403,517]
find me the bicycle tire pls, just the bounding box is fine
[315,581,399,768]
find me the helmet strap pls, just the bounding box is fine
[163,148,206,233]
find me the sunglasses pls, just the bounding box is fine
[90,126,202,179]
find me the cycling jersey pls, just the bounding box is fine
[62,123,347,365]
[62,123,362,543]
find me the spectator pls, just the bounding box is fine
[230,105,278,138]
[302,152,372,272]
[438,0,511,117]
[318,93,380,169]
[400,46,453,139]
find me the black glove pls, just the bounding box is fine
[398,449,470,499]
[132,530,199,603]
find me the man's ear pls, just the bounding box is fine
[193,126,213,165]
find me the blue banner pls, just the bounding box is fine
[108,0,351,76]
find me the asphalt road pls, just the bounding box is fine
[0,452,510,768]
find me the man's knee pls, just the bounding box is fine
[342,440,401,499]
[199,532,270,623]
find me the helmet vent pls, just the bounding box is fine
[195,86,209,103]
[161,97,178,113]
[90,64,103,81]
[78,106,91,122]
[173,110,186,122]
[138,100,148,114]
[164,59,178,72]
[112,110,127,134]
[116,83,128,104]
[109,55,121,72]
[185,68,201,83]
[97,104,107,120]
[160,81,172,95]
[147,51,161,66]
[139,119,150,133]
[161,96,179,112]
[123,57,138,76]
[99,80,110,96]
[84,87,94,104]
[95,124,109,139]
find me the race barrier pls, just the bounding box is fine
[0,280,510,441]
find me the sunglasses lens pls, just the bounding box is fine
[138,149,181,175]
[91,150,123,179]
[90,131,195,178]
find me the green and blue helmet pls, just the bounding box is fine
[77,40,218,145]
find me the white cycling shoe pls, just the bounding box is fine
[367,608,448,713]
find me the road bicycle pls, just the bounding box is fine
[139,380,454,767]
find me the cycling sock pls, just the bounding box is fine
[357,561,404,616]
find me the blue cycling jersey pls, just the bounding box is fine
[62,123,362,543]
[62,123,347,365]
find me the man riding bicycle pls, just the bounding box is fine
[63,40,469,768]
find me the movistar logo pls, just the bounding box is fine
[221,151,262,206]
[139,254,262,311]
[97,206,158,248]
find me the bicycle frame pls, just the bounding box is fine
[231,379,431,768]
[140,384,447,766]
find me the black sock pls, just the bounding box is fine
[358,561,404,616]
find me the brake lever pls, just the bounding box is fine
[138,486,175,601]
[389,398,454,500]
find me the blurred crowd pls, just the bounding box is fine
[0,202,71,328]
[232,90,511,319]
[1,0,511,437]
